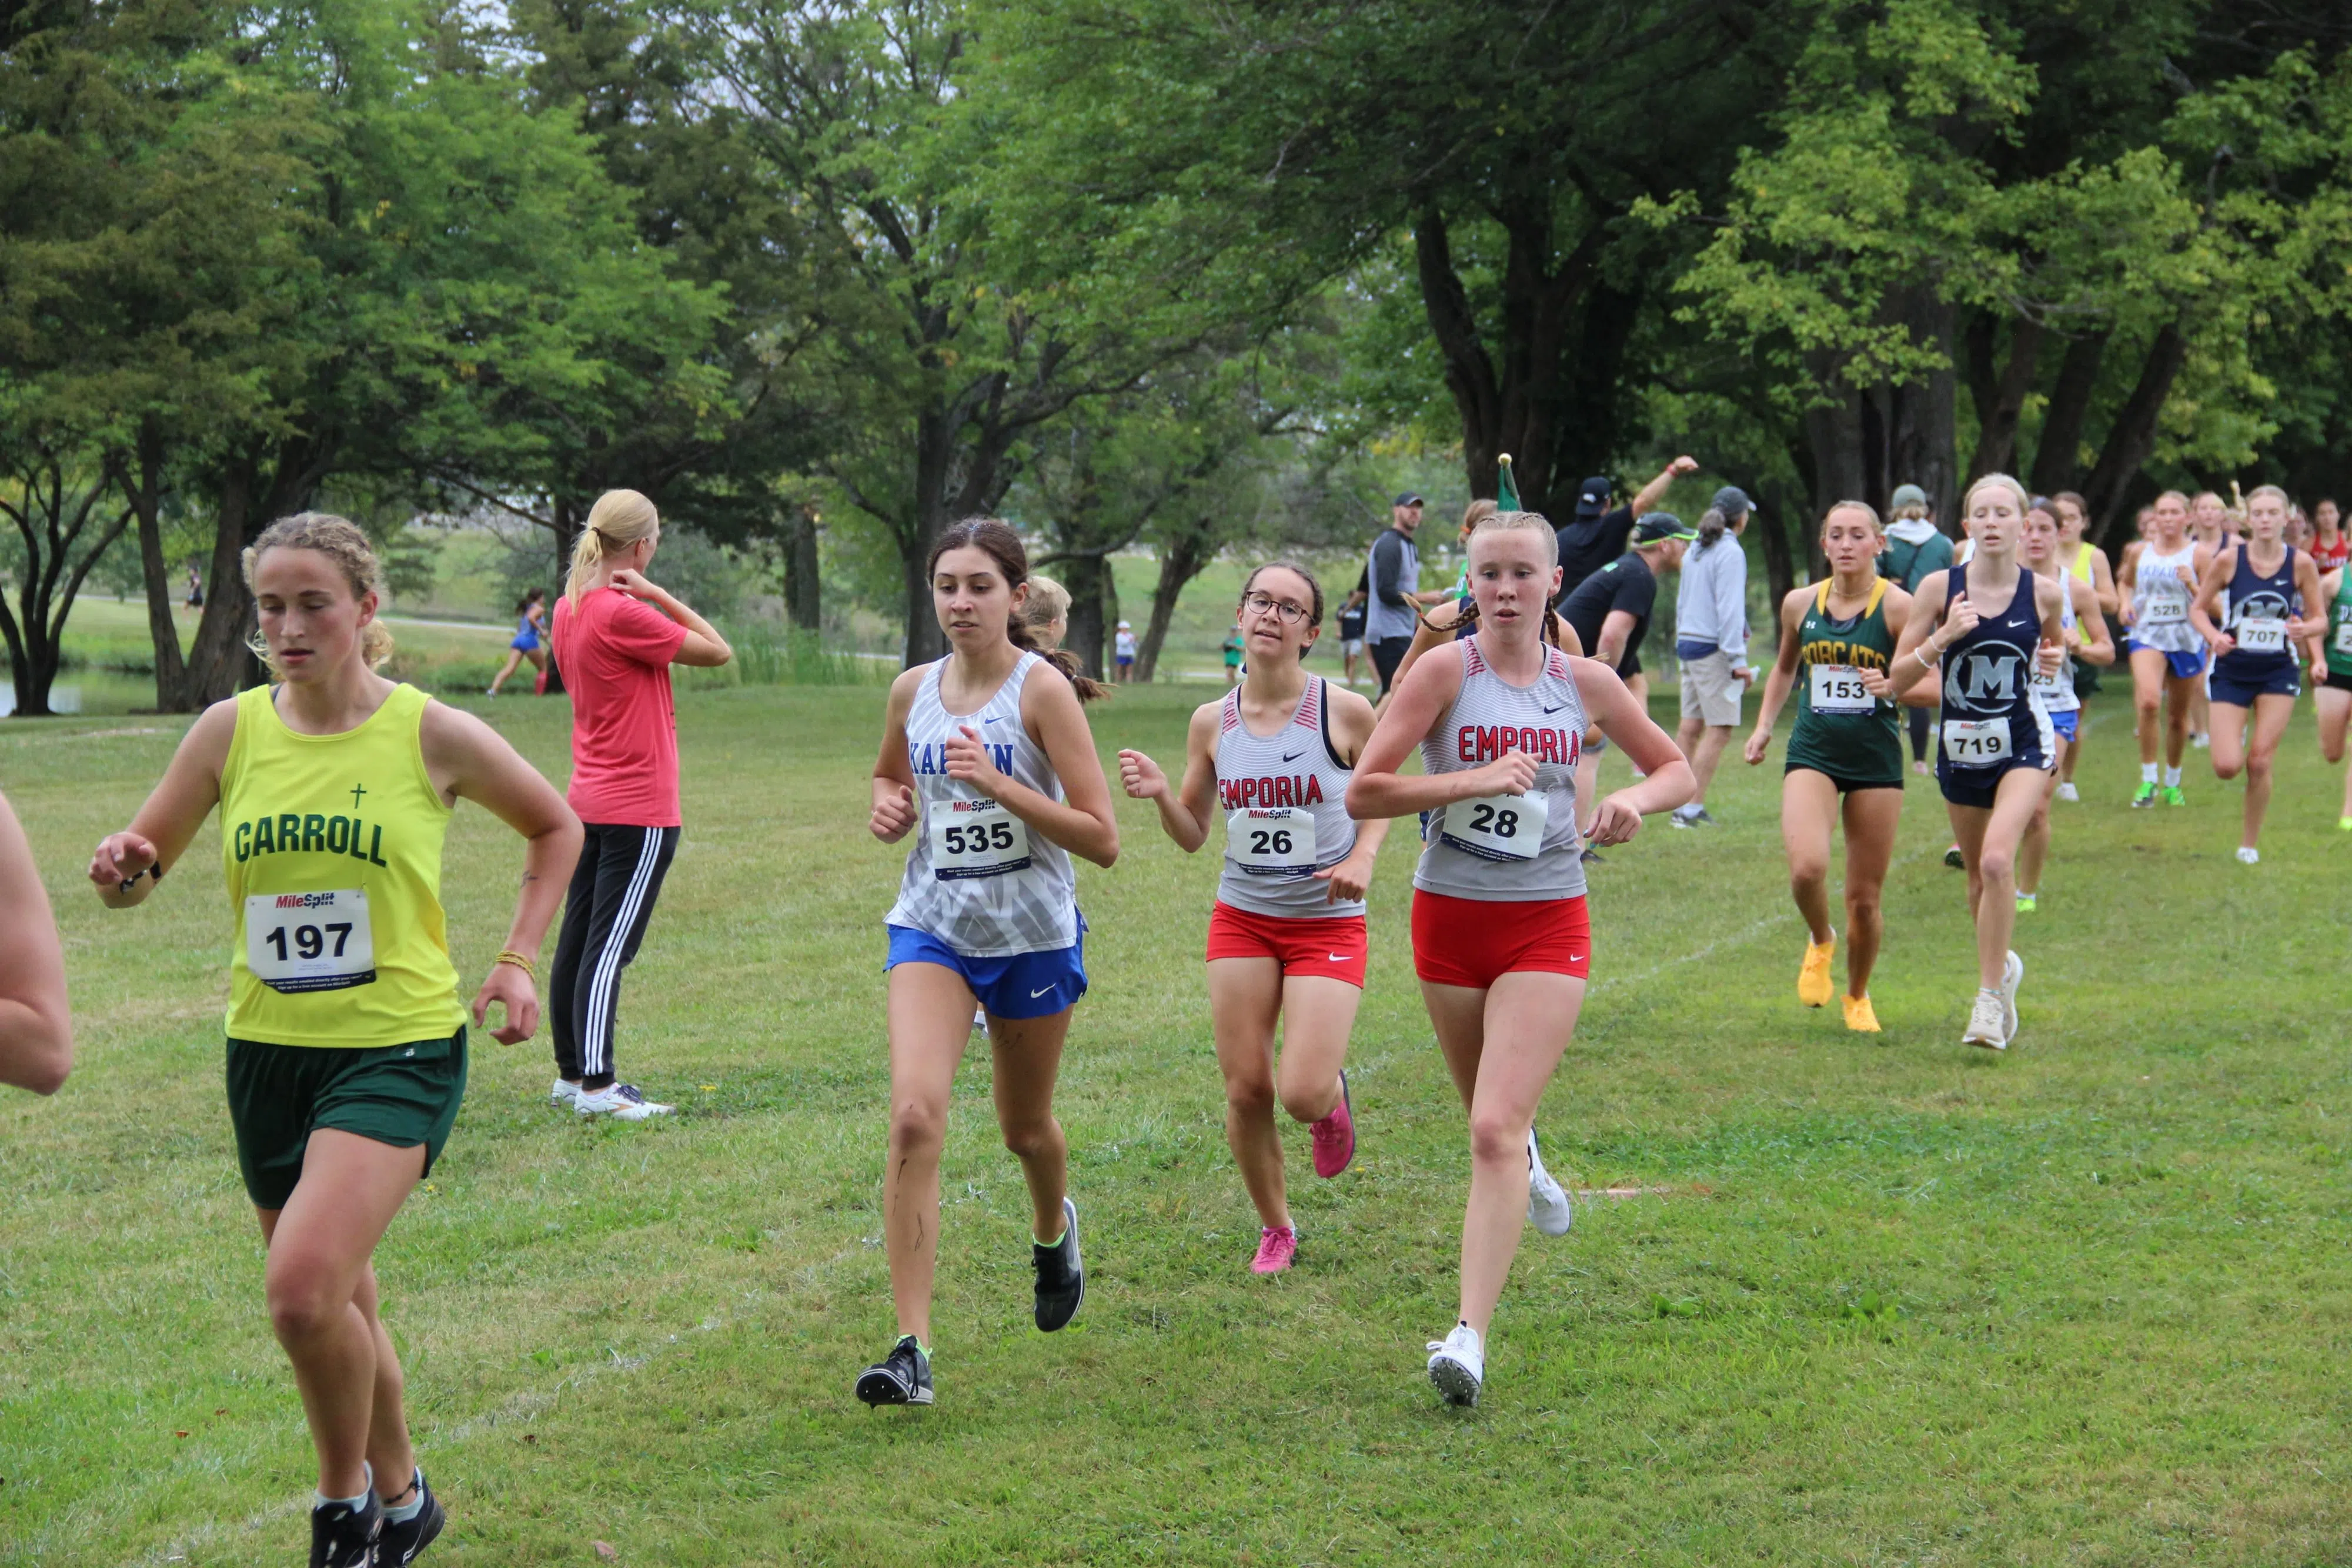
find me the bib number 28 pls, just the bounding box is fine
[1441,792,1549,862]
[244,888,376,994]
[928,798,1031,881]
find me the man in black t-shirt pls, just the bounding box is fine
[1555,454,1700,594]
[1562,513,1695,839]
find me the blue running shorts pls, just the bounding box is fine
[886,924,1088,1019]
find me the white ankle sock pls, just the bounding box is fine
[2163,765,2182,787]
[2141,762,2159,784]
[316,1462,372,1513]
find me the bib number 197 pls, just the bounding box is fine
[1441,791,1549,862]
[928,798,1031,881]
[244,889,376,994]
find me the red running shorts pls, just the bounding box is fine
[1410,889,1591,989]
[1205,901,1369,989]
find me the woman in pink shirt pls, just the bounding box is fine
[548,490,732,1118]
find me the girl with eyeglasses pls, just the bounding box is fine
[1118,564,1389,1275]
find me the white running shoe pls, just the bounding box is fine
[2056,782,2079,803]
[1426,1321,1484,1407]
[972,1005,988,1035]
[550,1078,579,1108]
[1525,1127,1573,1236]
[575,1082,674,1120]
[2234,845,2260,865]
[1962,990,2007,1051]
[1999,950,2023,1042]
[2191,731,2211,750]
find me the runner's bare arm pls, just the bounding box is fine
[2034,573,2068,676]
[1117,702,1218,852]
[1743,587,1811,764]
[609,569,731,667]
[870,668,923,842]
[2189,549,2235,654]
[88,698,238,908]
[1389,600,1459,693]
[2071,576,2116,667]
[0,791,71,1094]
[1347,644,1516,818]
[2091,547,2119,617]
[2296,554,2329,677]
[1886,571,1957,703]
[422,701,586,1045]
[980,664,1116,867]
[1573,657,1695,844]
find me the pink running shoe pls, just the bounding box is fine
[1251,1225,1298,1275]
[1310,1070,1356,1178]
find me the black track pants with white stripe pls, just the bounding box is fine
[550,823,680,1091]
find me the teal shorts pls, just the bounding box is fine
[225,1029,467,1209]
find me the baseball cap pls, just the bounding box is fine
[1576,477,1612,520]
[1710,485,1753,518]
[1393,490,1425,507]
[1633,512,1696,543]
[1890,483,1927,510]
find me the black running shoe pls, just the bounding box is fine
[1031,1196,1085,1332]
[377,1470,445,1564]
[309,1490,382,1568]
[854,1335,935,1406]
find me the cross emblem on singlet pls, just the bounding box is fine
[350,783,368,809]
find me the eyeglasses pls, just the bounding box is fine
[1241,591,1309,626]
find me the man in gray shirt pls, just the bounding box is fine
[1364,491,1424,696]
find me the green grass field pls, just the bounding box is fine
[2,679,2348,1564]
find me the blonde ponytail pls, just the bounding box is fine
[242,512,395,676]
[567,489,659,604]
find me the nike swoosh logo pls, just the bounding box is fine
[1282,748,1308,761]
[1541,704,1569,714]
[1030,985,1054,998]
[1329,954,1348,961]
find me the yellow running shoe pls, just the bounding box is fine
[1798,933,1836,1008]
[1842,994,1880,1033]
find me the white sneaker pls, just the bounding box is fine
[1426,1322,1484,1407]
[550,1078,580,1107]
[972,1005,988,1035]
[1999,950,2023,1042]
[1962,990,2007,1051]
[2056,782,2079,802]
[1525,1127,1573,1236]
[2234,845,2260,865]
[576,1082,674,1120]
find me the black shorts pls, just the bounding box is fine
[1939,757,2050,810]
[1786,764,1903,794]
[2210,664,2300,706]
[226,1029,467,1209]
[1369,637,1412,693]
[2326,670,2352,694]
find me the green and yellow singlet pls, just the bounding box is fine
[1785,577,1903,787]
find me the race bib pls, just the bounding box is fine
[244,889,375,994]
[1808,664,1875,714]
[1227,806,1318,877]
[1440,791,1549,862]
[2143,589,2187,622]
[927,797,1031,881]
[1941,718,2012,765]
[2234,616,2287,654]
[2333,620,2352,656]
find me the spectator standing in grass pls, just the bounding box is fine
[546,489,733,1122]
[1670,487,1756,827]
[1364,492,1425,697]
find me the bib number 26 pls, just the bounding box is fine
[1228,805,1318,876]
[244,888,376,994]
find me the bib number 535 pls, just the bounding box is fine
[928,798,1032,881]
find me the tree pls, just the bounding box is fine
[0,425,132,716]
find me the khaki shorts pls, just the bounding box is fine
[1679,650,1746,727]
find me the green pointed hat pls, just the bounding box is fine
[1496,453,1522,512]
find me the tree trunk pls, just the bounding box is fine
[121,416,191,711]
[0,460,132,719]
[1547,279,1641,518]
[1804,367,1869,526]
[2028,331,2109,496]
[1057,551,1114,681]
[1966,314,2043,481]
[179,437,329,704]
[783,504,821,630]
[2083,323,2187,549]
[1756,479,1801,606]
[1137,524,1213,683]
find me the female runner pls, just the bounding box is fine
[484,588,548,696]
[1348,509,1693,1407]
[2191,484,2327,864]
[1117,563,1388,1275]
[88,514,579,1565]
[2051,492,2117,801]
[860,519,1118,1408]
[2313,552,2352,828]
[1741,501,1912,1032]
[2016,499,2114,911]
[1886,475,2065,1050]
[2116,491,2211,807]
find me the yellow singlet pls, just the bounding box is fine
[2063,543,2097,645]
[218,683,465,1048]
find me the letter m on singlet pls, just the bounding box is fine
[1958,655,2017,703]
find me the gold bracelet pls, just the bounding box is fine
[494,949,537,979]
